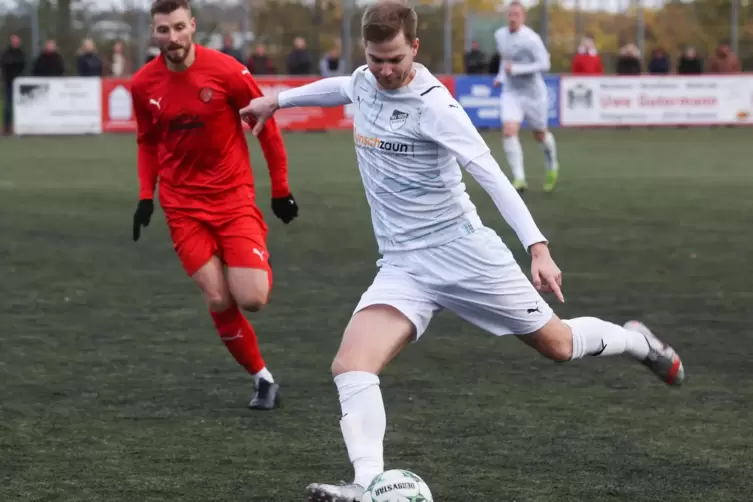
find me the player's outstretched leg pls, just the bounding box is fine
[502,122,527,193]
[305,306,414,502]
[520,315,684,385]
[533,129,559,192]
[193,258,279,410]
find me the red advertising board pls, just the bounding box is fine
[252,76,352,131]
[102,78,137,133]
[100,74,458,133]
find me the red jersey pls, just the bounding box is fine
[132,45,289,213]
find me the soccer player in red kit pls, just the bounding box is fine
[131,0,297,410]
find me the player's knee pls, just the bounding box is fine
[522,320,573,362]
[539,338,573,362]
[533,130,547,142]
[234,287,269,312]
[205,291,233,313]
[331,353,369,377]
[503,123,519,137]
[236,295,267,312]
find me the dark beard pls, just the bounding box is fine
[162,42,192,63]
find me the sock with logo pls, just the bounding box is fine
[565,317,650,360]
[539,131,559,171]
[503,135,526,182]
[210,305,269,378]
[336,371,385,489]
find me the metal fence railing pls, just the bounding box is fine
[1,0,750,76]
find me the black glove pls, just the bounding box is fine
[132,199,154,242]
[271,194,298,224]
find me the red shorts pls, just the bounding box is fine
[166,209,271,279]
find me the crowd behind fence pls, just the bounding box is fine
[0,1,751,79]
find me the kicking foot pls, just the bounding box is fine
[624,321,684,386]
[543,169,558,192]
[305,482,365,502]
[249,379,280,410]
[513,179,528,193]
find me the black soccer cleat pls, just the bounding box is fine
[249,379,280,410]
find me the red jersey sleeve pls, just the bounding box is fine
[225,64,291,198]
[132,82,159,200]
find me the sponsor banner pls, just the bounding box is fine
[253,76,351,131]
[85,74,457,134]
[560,75,753,126]
[454,75,560,128]
[102,78,137,132]
[13,77,102,135]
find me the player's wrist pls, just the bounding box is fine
[529,241,549,256]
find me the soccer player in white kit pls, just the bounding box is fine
[494,1,560,193]
[240,3,684,501]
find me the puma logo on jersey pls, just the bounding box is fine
[354,132,412,154]
[253,248,266,261]
[149,97,162,109]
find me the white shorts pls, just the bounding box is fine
[353,227,554,339]
[500,91,548,131]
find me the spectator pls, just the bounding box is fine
[246,44,276,75]
[616,43,641,75]
[488,52,500,75]
[647,47,671,74]
[677,46,703,74]
[708,42,741,73]
[319,41,343,77]
[220,34,243,63]
[32,40,65,77]
[109,40,131,77]
[286,37,312,75]
[464,41,487,74]
[77,38,103,77]
[570,34,603,75]
[1,34,25,135]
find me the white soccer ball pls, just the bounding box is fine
[361,469,433,502]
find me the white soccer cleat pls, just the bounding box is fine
[305,482,365,502]
[624,320,685,386]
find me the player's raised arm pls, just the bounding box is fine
[277,76,353,108]
[226,66,292,201]
[239,76,353,136]
[132,84,158,242]
[420,95,546,252]
[509,31,550,76]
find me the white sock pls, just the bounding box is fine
[253,367,273,385]
[539,131,558,171]
[565,317,650,360]
[503,136,526,182]
[335,371,385,489]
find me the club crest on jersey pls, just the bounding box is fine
[389,109,409,130]
[198,87,213,103]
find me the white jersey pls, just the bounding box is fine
[340,64,488,254]
[494,25,550,98]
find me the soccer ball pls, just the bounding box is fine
[361,469,433,502]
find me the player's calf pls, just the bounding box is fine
[520,315,684,385]
[502,122,526,188]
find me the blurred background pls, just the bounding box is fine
[0,0,750,80]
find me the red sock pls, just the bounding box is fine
[210,305,266,374]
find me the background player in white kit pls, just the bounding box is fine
[240,2,684,501]
[494,1,560,193]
